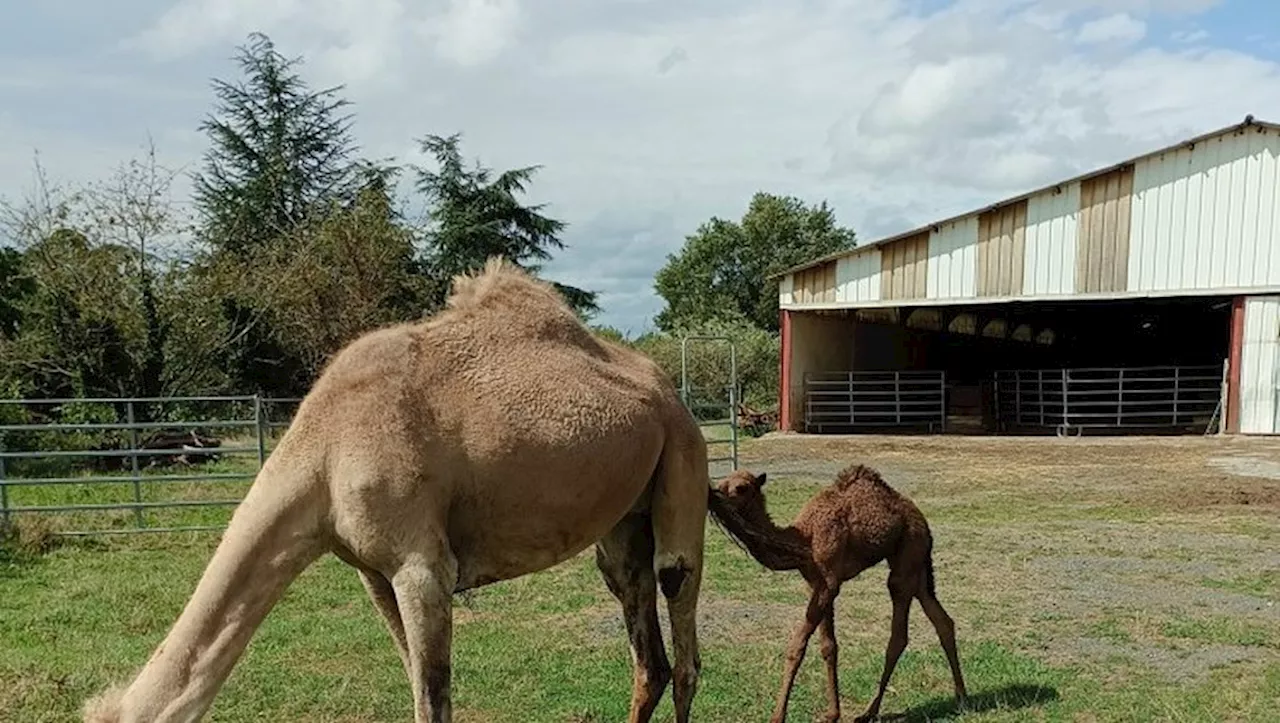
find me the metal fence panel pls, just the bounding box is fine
[993,364,1223,435]
[0,369,740,537]
[680,335,740,477]
[0,395,302,537]
[803,370,947,434]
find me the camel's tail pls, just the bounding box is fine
[923,537,938,599]
[82,454,327,722]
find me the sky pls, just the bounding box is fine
[2,0,1279,335]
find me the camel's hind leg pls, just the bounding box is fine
[650,431,708,723]
[596,512,671,723]
[917,556,967,706]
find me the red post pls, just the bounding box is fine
[778,309,793,432]
[1226,296,1246,433]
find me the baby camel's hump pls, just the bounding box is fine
[803,477,924,577]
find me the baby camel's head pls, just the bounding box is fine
[711,468,768,515]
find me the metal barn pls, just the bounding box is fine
[775,116,1280,436]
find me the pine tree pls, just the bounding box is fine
[192,32,361,256]
[413,133,599,318]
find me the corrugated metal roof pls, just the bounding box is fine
[772,114,1280,280]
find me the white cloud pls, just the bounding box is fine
[1171,28,1209,44]
[1076,13,1147,44]
[4,0,1279,332]
[130,0,518,77]
[417,0,523,67]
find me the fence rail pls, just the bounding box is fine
[680,335,740,476]
[1,376,740,537]
[993,365,1223,434]
[803,370,947,433]
[0,395,302,537]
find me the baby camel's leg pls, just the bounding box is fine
[818,604,841,723]
[771,580,835,723]
[856,572,914,723]
[917,561,967,705]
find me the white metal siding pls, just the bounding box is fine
[1240,295,1280,434]
[927,217,977,299]
[1023,182,1079,296]
[836,249,882,303]
[1130,127,1280,293]
[778,273,795,306]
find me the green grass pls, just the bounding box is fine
[1201,570,1280,600]
[4,436,1280,722]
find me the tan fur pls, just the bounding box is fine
[84,257,709,723]
[710,464,967,723]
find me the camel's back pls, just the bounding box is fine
[306,260,683,454]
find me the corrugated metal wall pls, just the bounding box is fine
[791,260,838,304]
[836,249,881,303]
[927,217,978,299]
[780,124,1280,310]
[1240,295,1280,434]
[976,200,1027,296]
[1130,126,1280,292]
[880,232,930,300]
[1076,165,1134,293]
[1023,182,1078,296]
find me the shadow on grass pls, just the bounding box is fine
[884,683,1060,721]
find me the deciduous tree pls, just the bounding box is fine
[654,192,856,332]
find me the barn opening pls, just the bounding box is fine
[785,295,1233,435]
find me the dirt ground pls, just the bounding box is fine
[717,433,1280,685]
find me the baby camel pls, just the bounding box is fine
[709,464,966,722]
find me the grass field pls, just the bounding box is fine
[3,432,1279,722]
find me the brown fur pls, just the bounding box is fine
[709,464,967,722]
[83,257,709,723]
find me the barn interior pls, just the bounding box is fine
[789,295,1233,435]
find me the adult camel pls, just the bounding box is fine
[83,258,710,723]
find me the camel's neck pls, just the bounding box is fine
[87,460,325,723]
[708,494,809,572]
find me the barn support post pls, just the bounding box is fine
[778,309,793,432]
[1227,296,1246,433]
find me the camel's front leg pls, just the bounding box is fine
[358,569,411,677]
[392,552,459,723]
[772,583,834,723]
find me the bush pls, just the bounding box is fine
[627,317,779,422]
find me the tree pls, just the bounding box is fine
[413,133,599,318]
[192,32,362,256]
[190,31,375,395]
[0,248,35,339]
[227,169,429,381]
[0,151,228,403]
[653,192,857,332]
[79,141,187,401]
[2,228,145,400]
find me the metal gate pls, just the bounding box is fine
[679,335,739,476]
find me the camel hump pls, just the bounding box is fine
[833,463,887,490]
[437,256,606,352]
